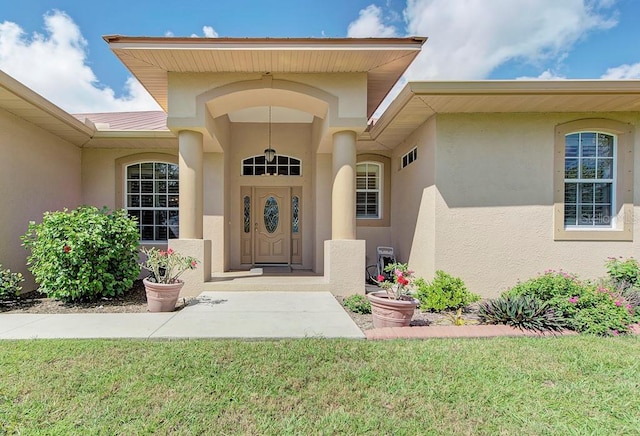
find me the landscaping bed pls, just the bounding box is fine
[0,280,191,314]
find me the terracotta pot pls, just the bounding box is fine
[367,291,419,328]
[143,278,184,312]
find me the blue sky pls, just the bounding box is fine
[1,0,639,113]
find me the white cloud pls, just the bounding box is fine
[402,0,617,80]
[347,5,398,37]
[0,11,160,113]
[191,25,219,38]
[202,26,218,38]
[517,70,567,80]
[359,0,618,118]
[601,63,640,79]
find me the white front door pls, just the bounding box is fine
[254,187,291,264]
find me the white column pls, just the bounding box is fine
[331,130,357,240]
[178,130,203,239]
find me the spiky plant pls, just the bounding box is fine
[479,295,566,332]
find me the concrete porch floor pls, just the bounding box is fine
[204,268,333,292]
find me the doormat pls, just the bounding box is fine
[260,266,292,274]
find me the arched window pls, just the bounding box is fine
[242,154,301,176]
[554,119,634,241]
[125,162,179,241]
[356,162,382,219]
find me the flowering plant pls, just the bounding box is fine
[376,262,415,300]
[141,247,198,284]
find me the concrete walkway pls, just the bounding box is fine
[0,291,365,340]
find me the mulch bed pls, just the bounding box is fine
[335,295,482,331]
[0,280,155,314]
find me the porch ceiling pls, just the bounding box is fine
[103,36,426,118]
[367,80,640,149]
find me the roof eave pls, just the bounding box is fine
[0,71,94,144]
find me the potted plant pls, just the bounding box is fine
[141,247,198,312]
[367,262,419,328]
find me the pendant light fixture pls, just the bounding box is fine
[264,106,276,163]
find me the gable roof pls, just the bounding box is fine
[103,36,426,118]
[368,80,640,149]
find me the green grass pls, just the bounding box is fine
[1,337,639,435]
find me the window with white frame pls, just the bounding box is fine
[356,162,381,219]
[126,162,179,241]
[564,132,615,227]
[401,147,417,169]
[242,154,301,176]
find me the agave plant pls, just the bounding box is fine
[479,295,566,332]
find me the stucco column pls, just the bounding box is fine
[332,130,357,240]
[178,130,203,239]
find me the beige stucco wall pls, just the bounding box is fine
[390,117,437,278]
[0,108,82,291]
[395,112,640,298]
[314,153,332,273]
[168,72,367,121]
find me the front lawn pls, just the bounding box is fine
[1,337,638,434]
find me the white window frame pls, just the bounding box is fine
[401,146,418,169]
[356,162,382,219]
[125,161,179,243]
[563,131,617,230]
[553,118,634,242]
[241,154,302,176]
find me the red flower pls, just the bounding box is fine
[397,276,409,286]
[63,245,71,253]
[377,275,385,282]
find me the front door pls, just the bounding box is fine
[254,187,291,264]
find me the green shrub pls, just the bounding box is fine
[343,294,371,314]
[0,264,23,300]
[479,295,566,332]
[552,285,638,336]
[21,206,140,302]
[503,271,638,335]
[414,271,480,312]
[605,257,640,288]
[505,270,585,301]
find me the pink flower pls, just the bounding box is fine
[615,300,622,307]
[377,275,385,282]
[395,269,403,278]
[167,248,174,255]
[612,330,619,336]
[159,250,166,256]
[568,296,579,304]
[191,261,197,267]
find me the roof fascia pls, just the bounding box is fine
[0,71,94,138]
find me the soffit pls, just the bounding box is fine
[369,81,640,149]
[104,36,426,118]
[0,71,93,146]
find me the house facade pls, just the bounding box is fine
[2,36,640,297]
